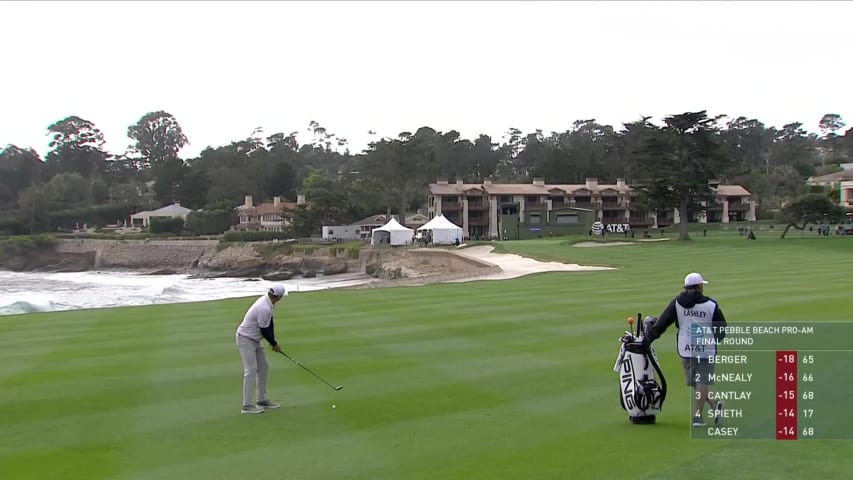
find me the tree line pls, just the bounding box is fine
[1,110,850,238]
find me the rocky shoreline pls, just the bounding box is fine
[0,239,500,285]
[17,239,360,279]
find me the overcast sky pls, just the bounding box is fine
[1,1,850,159]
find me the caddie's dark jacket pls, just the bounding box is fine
[646,289,727,344]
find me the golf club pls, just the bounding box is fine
[278,350,343,391]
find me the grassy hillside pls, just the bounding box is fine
[1,235,850,479]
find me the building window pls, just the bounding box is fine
[530,213,541,224]
[500,196,513,203]
[526,196,538,203]
[602,210,621,221]
[555,213,578,224]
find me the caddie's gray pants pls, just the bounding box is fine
[237,334,269,406]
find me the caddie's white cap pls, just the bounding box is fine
[269,284,288,297]
[684,272,709,287]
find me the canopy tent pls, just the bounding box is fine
[129,203,192,228]
[371,217,414,246]
[417,214,464,245]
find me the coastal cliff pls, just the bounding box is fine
[1,239,500,282]
[56,239,218,271]
[0,239,347,277]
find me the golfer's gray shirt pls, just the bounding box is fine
[236,295,275,342]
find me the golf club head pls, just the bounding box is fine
[643,316,657,335]
[334,385,343,391]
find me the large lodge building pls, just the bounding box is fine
[428,178,756,240]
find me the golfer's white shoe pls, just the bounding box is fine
[257,399,281,410]
[241,404,265,414]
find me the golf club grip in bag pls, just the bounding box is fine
[614,316,668,424]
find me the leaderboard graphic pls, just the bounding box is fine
[690,322,852,440]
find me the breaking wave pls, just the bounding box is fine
[0,300,60,315]
[0,270,374,316]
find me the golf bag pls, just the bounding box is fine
[613,315,668,424]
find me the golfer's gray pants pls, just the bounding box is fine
[237,334,269,406]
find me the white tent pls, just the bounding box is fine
[371,217,414,246]
[129,203,192,228]
[417,214,464,245]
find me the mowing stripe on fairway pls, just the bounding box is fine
[1,236,851,480]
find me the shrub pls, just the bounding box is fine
[0,234,57,257]
[0,216,26,235]
[149,217,185,235]
[291,244,320,255]
[185,209,237,235]
[47,204,137,230]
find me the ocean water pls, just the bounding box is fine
[0,270,375,316]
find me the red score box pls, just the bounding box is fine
[776,350,798,440]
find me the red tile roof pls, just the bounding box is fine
[430,181,749,197]
[713,185,751,197]
[808,170,853,183]
[241,201,299,216]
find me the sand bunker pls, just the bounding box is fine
[572,241,637,248]
[449,245,613,281]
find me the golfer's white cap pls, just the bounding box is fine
[684,272,709,287]
[269,284,288,297]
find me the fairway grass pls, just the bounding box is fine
[1,235,851,479]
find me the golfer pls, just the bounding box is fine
[236,284,286,414]
[645,273,728,427]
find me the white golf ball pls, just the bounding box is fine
[332,404,336,409]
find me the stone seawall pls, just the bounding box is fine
[357,247,502,282]
[50,240,495,279]
[54,239,357,275]
[56,239,218,270]
[408,249,499,271]
[351,248,502,288]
